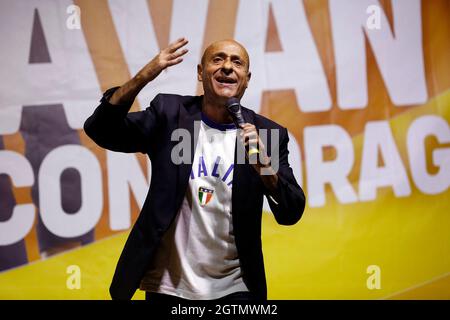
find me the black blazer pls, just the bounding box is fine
[84,88,306,300]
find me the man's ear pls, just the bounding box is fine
[197,64,203,82]
[245,71,252,87]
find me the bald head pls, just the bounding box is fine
[200,39,250,70]
[197,39,252,102]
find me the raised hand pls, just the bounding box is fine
[137,37,189,82]
[108,38,189,105]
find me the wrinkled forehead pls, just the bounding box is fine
[201,40,250,67]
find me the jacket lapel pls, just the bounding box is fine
[176,96,202,209]
[231,108,256,218]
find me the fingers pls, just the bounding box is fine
[162,38,189,67]
[167,37,189,53]
[244,139,259,150]
[165,48,189,66]
[239,125,259,146]
[238,124,270,167]
[170,48,189,60]
[239,123,267,150]
[166,56,184,67]
[240,123,258,135]
[241,132,258,144]
[240,123,253,129]
[239,123,257,141]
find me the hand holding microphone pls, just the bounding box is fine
[226,98,259,156]
[226,98,271,169]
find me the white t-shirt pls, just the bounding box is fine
[140,113,249,299]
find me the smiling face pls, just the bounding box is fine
[198,40,251,104]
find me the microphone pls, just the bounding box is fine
[226,97,259,156]
[226,97,245,127]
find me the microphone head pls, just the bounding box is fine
[226,97,245,126]
[226,97,240,108]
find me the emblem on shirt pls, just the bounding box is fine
[198,186,214,206]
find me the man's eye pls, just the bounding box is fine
[233,60,242,66]
[213,57,222,63]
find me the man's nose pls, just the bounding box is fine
[221,59,233,74]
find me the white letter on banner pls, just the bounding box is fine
[108,0,208,106]
[39,145,103,238]
[304,125,358,207]
[329,0,427,109]
[407,115,450,194]
[359,121,411,201]
[0,0,101,133]
[0,151,35,245]
[107,151,151,230]
[235,0,331,113]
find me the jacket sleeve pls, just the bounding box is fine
[83,87,161,154]
[263,127,306,225]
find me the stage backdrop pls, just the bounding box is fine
[0,0,449,299]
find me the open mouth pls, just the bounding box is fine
[215,76,237,85]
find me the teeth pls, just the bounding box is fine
[217,78,235,84]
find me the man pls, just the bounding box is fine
[84,38,305,301]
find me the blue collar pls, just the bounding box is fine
[201,112,237,131]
